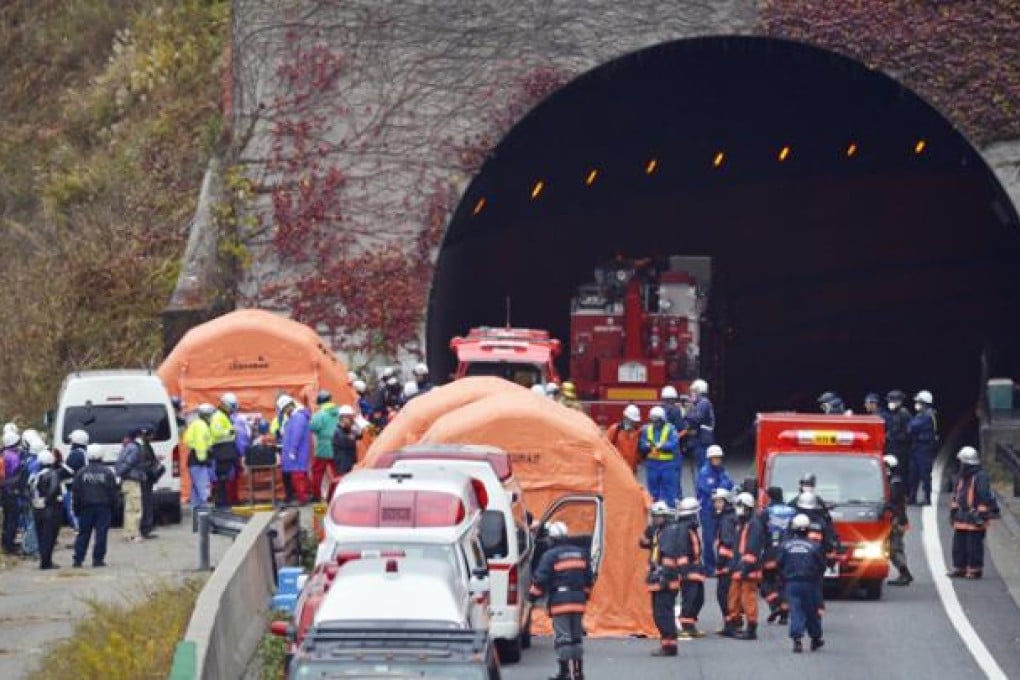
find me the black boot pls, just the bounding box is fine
[549,660,570,680]
[888,568,913,586]
[572,659,584,680]
[810,637,825,651]
[650,643,678,656]
[793,638,803,653]
[739,623,757,640]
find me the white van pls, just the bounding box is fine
[374,444,606,664]
[51,370,181,523]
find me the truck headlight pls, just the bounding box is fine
[852,542,884,560]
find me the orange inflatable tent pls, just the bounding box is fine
[364,378,655,637]
[159,309,356,500]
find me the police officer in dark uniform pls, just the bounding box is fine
[885,390,912,486]
[948,447,999,579]
[711,488,737,632]
[72,445,118,568]
[884,455,913,585]
[907,390,938,505]
[530,521,594,680]
[640,501,681,657]
[29,450,64,570]
[674,497,707,639]
[762,486,795,623]
[778,513,826,653]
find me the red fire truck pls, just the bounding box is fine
[755,413,892,599]
[449,327,561,389]
[569,256,711,427]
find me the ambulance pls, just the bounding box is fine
[755,413,891,599]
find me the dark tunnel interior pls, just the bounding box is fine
[427,37,1020,447]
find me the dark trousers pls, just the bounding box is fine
[2,492,19,553]
[141,479,155,535]
[33,506,61,568]
[651,589,678,642]
[761,567,786,613]
[785,581,822,641]
[701,509,717,571]
[679,579,705,627]
[551,612,585,661]
[908,452,934,502]
[74,505,112,565]
[716,573,731,620]
[214,459,234,508]
[951,529,985,574]
[889,521,909,572]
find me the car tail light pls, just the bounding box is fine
[414,491,466,527]
[171,444,180,478]
[470,478,489,509]
[386,559,399,573]
[507,564,519,605]
[330,491,381,526]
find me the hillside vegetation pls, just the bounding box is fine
[0,0,228,423]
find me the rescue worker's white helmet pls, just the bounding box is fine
[914,390,934,405]
[706,444,724,459]
[3,422,18,437]
[649,406,666,421]
[2,432,19,448]
[546,521,568,538]
[623,404,641,422]
[734,492,755,509]
[650,500,673,516]
[353,380,367,394]
[691,379,709,395]
[403,381,419,399]
[347,371,358,384]
[883,455,899,468]
[37,449,55,466]
[546,382,560,394]
[790,514,811,531]
[86,444,104,461]
[957,446,980,466]
[531,384,548,396]
[382,367,396,379]
[677,497,701,517]
[22,429,41,446]
[337,405,355,417]
[711,487,733,502]
[221,392,239,409]
[198,402,217,416]
[795,491,819,510]
[413,362,429,377]
[660,385,679,400]
[275,395,294,412]
[69,429,89,446]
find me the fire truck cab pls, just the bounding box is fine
[755,413,891,599]
[450,327,561,389]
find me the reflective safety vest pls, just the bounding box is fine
[645,424,674,461]
[209,410,235,446]
[184,418,212,463]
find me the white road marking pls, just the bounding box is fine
[922,459,1007,680]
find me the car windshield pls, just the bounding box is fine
[463,362,543,388]
[291,661,487,679]
[61,404,172,444]
[769,454,885,505]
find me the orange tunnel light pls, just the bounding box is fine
[914,139,927,154]
[846,142,858,158]
[530,180,545,199]
[713,151,725,168]
[645,158,658,175]
[585,168,599,186]
[472,197,487,216]
[778,145,791,162]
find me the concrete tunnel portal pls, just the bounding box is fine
[426,37,1020,446]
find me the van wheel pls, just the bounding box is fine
[496,635,522,664]
[863,579,883,600]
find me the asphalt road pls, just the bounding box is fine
[503,458,1020,680]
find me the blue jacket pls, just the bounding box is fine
[115,441,145,482]
[230,412,250,457]
[688,396,715,446]
[529,542,593,615]
[778,535,825,582]
[695,463,734,506]
[908,408,938,458]
[281,407,311,472]
[66,445,87,474]
[638,422,679,460]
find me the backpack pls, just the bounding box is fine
[28,469,57,510]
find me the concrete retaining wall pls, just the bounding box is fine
[172,512,277,680]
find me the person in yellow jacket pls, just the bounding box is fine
[210,397,238,509]
[186,404,215,509]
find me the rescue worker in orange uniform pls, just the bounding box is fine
[722,492,764,640]
[606,404,641,473]
[641,501,681,657]
[674,497,707,639]
[948,446,999,578]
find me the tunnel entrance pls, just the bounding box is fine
[427,37,1020,443]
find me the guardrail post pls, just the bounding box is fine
[197,507,211,571]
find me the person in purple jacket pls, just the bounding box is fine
[2,432,23,554]
[279,396,311,505]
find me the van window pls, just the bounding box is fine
[61,404,171,444]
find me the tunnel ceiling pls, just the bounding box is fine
[428,37,1020,441]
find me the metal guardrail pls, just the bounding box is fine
[995,443,1020,497]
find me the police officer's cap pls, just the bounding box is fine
[886,389,906,402]
[864,393,881,404]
